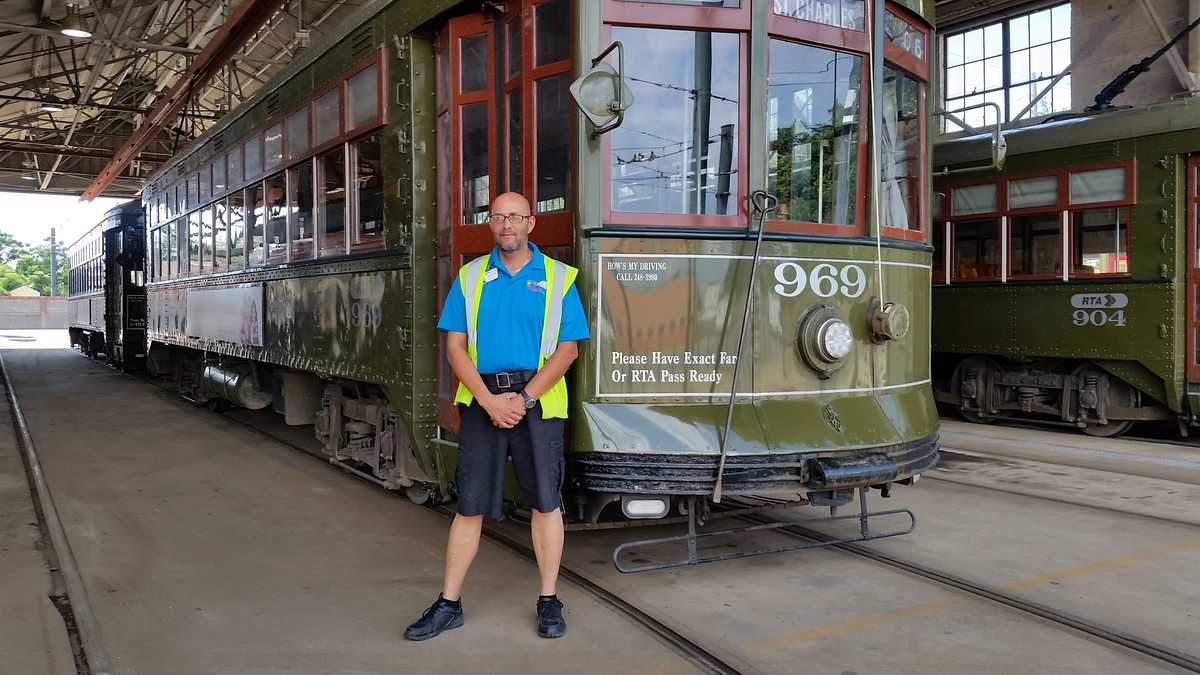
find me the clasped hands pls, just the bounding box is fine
[481,392,527,428]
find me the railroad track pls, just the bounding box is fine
[732,498,1200,674]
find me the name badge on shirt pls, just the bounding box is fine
[483,267,499,283]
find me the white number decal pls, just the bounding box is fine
[773,262,808,298]
[1073,308,1126,327]
[839,265,867,298]
[772,262,867,299]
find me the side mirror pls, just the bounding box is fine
[570,41,634,138]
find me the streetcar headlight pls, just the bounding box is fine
[817,319,854,362]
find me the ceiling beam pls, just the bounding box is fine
[83,0,290,200]
[0,21,286,64]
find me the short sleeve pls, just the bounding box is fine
[557,284,590,342]
[437,276,468,333]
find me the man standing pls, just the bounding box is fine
[405,192,589,641]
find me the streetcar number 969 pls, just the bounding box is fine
[772,262,867,299]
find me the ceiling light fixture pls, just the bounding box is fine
[60,4,92,39]
[40,101,65,113]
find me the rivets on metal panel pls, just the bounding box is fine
[1159,324,1169,339]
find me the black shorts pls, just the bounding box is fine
[455,401,566,519]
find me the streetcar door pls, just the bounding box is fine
[434,1,576,432]
[1188,155,1200,382]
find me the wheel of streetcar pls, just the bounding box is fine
[1072,364,1138,437]
[951,356,1000,425]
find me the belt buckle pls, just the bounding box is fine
[495,371,512,389]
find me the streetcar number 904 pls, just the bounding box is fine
[1072,309,1126,327]
[773,262,867,299]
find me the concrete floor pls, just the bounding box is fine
[5,346,699,675]
[0,373,74,675]
[4,333,1197,674]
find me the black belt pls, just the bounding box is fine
[480,370,535,393]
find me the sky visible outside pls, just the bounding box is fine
[0,191,130,249]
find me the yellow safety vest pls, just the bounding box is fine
[453,252,580,419]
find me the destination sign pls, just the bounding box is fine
[774,0,865,31]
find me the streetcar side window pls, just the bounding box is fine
[535,74,570,213]
[265,173,287,262]
[314,90,340,146]
[461,101,489,225]
[352,134,384,246]
[1071,208,1129,276]
[609,26,740,218]
[317,147,347,257]
[264,124,284,173]
[952,218,1001,281]
[199,208,212,272]
[1009,213,1061,278]
[880,65,923,236]
[168,220,178,277]
[188,212,201,275]
[228,147,243,190]
[346,63,381,131]
[199,165,211,202]
[248,184,266,266]
[289,161,315,260]
[214,200,228,271]
[228,194,246,271]
[286,108,310,161]
[213,157,227,196]
[245,137,263,180]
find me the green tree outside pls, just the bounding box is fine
[0,232,68,296]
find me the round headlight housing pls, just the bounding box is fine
[796,304,854,379]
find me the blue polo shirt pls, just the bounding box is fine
[437,243,589,374]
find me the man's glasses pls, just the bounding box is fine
[488,213,530,225]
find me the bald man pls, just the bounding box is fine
[405,192,589,641]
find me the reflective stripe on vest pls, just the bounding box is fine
[453,252,579,419]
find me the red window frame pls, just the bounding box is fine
[882,4,927,80]
[878,3,928,242]
[600,18,751,229]
[445,12,496,268]
[1067,207,1131,279]
[1066,160,1137,211]
[950,217,1003,282]
[1006,210,1063,281]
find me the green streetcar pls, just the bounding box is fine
[135,0,939,537]
[933,99,1200,436]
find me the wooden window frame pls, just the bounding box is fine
[310,80,346,157]
[525,0,574,230]
[344,51,388,137]
[950,216,1004,282]
[1005,209,1063,281]
[1067,160,1137,211]
[285,104,312,163]
[882,3,928,81]
[1067,206,1132,280]
[601,22,751,229]
[945,179,1002,219]
[879,58,928,243]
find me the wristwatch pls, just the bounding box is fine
[520,390,537,409]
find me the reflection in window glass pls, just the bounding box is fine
[189,212,201,274]
[953,218,1001,279]
[347,64,380,129]
[286,109,310,159]
[506,91,522,193]
[1072,208,1129,275]
[354,134,384,241]
[200,207,213,271]
[212,158,226,195]
[314,90,340,145]
[168,221,177,276]
[1010,213,1060,276]
[774,0,864,31]
[213,201,228,271]
[227,148,242,187]
[611,27,739,216]
[885,11,925,61]
[1009,176,1058,209]
[247,185,265,265]
[951,184,997,216]
[289,162,315,259]
[507,18,521,79]
[882,66,921,231]
[437,111,451,244]
[265,173,287,260]
[535,0,569,66]
[767,39,859,226]
[318,148,346,255]
[461,102,490,224]
[1070,167,1126,204]
[536,74,570,212]
[264,124,283,171]
[199,167,211,201]
[461,35,488,93]
[228,195,245,270]
[188,174,199,209]
[245,138,262,179]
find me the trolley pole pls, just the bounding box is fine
[49,227,57,296]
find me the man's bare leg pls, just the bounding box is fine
[441,514,484,600]
[530,508,564,595]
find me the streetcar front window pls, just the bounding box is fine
[881,66,921,233]
[609,26,740,217]
[461,102,490,225]
[767,39,860,227]
[535,74,570,213]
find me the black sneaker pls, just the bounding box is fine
[404,596,464,641]
[536,596,566,638]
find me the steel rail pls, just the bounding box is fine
[738,507,1200,673]
[206,405,745,675]
[0,352,113,675]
